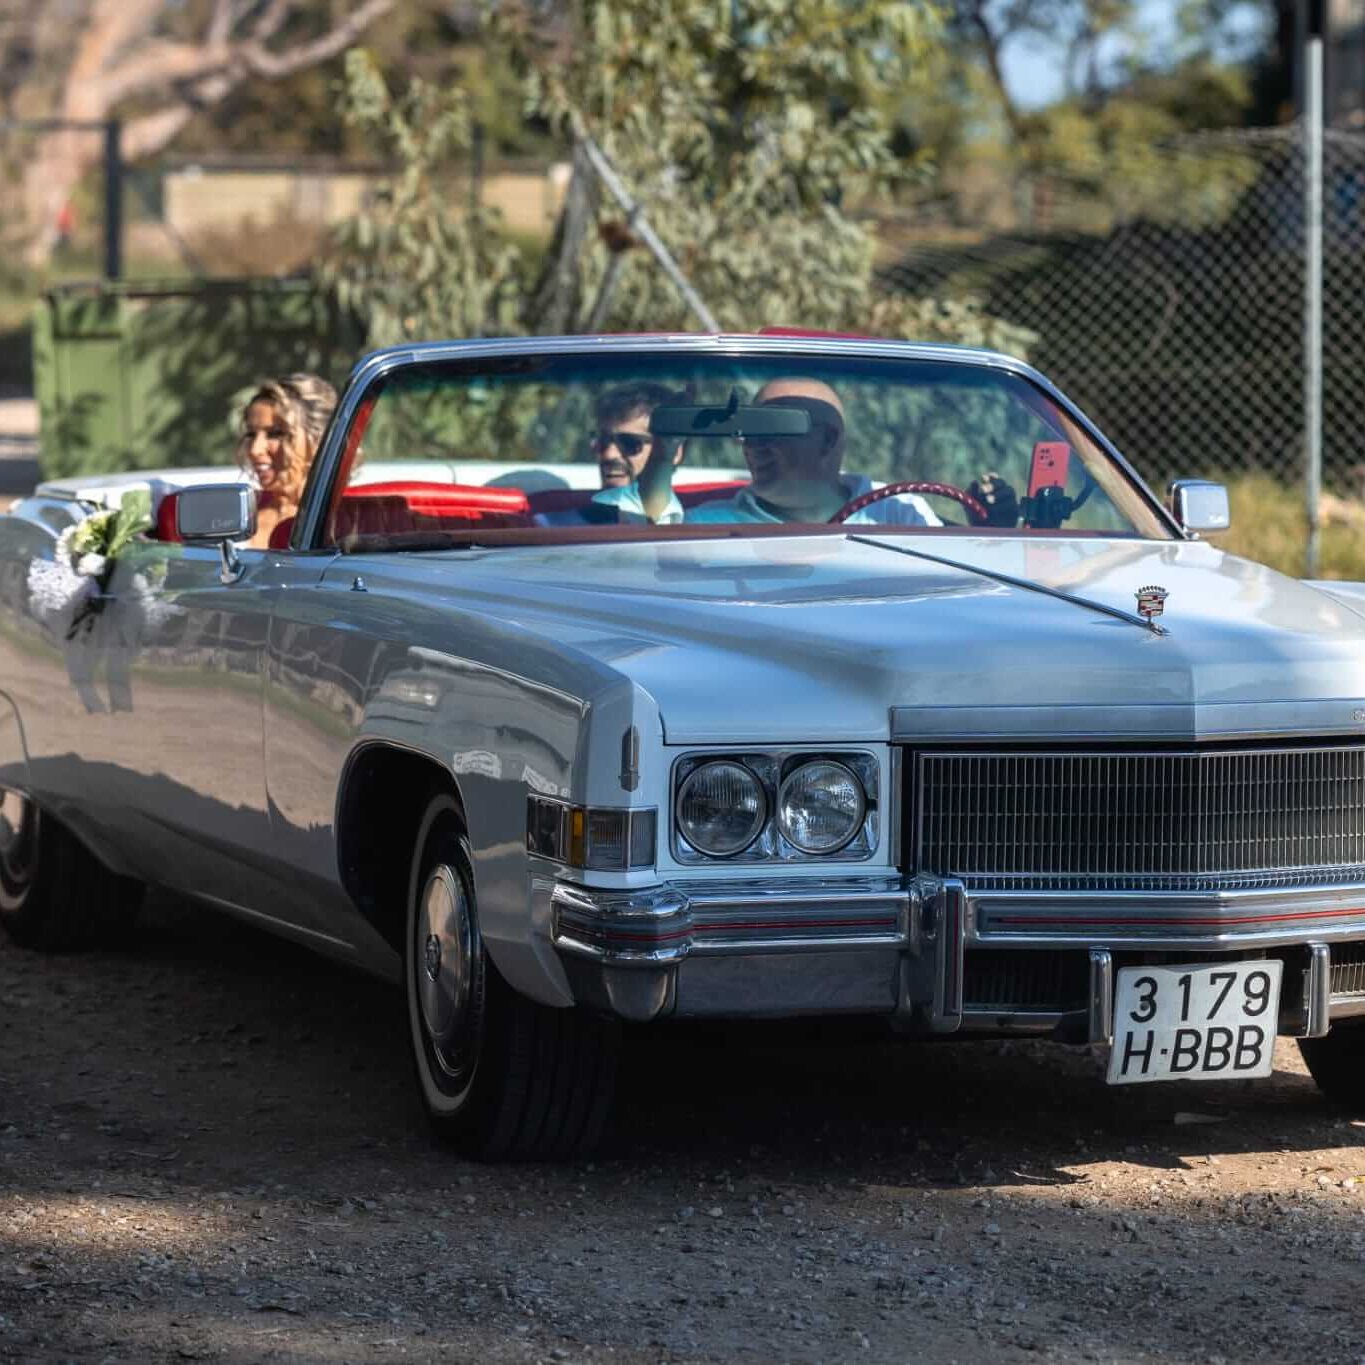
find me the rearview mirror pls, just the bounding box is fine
[1168,479,1230,534]
[650,403,811,440]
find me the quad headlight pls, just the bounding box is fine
[672,751,878,863]
[776,760,866,854]
[675,760,768,857]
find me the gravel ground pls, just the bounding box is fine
[4,896,1365,1364]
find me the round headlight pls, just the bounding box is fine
[676,761,767,857]
[777,760,866,854]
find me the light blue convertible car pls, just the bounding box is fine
[4,332,1365,1159]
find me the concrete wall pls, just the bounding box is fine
[163,164,567,240]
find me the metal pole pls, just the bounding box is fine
[1304,4,1324,577]
[574,123,721,333]
[103,118,123,280]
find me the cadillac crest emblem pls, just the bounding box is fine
[1135,585,1168,621]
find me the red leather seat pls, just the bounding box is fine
[269,481,535,550]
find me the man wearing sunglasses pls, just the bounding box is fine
[584,383,689,524]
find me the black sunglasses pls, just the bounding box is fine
[592,430,651,458]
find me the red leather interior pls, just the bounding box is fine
[161,478,745,551]
[268,481,535,550]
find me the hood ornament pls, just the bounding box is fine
[1135,585,1169,621]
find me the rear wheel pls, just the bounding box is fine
[405,793,619,1160]
[0,789,142,952]
[1299,1024,1365,1110]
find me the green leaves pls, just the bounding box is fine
[317,49,529,347]
[318,4,1027,359]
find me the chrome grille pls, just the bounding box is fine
[963,949,1090,1011]
[1331,944,1365,996]
[916,745,1365,891]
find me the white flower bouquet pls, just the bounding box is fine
[26,490,158,640]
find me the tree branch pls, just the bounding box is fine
[966,0,1028,145]
[240,0,396,79]
[96,40,235,112]
[208,0,236,47]
[77,0,397,131]
[77,0,165,85]
[248,0,293,45]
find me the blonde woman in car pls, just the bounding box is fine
[235,373,338,549]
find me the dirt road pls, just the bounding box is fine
[4,896,1365,1364]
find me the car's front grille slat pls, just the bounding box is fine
[916,745,1365,892]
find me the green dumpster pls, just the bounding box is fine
[33,279,362,480]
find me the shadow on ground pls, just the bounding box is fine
[2,895,1364,1364]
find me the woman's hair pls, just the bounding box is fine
[236,372,339,504]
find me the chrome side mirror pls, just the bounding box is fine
[1168,479,1230,535]
[175,484,257,583]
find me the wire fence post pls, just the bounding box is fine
[1304,2,1325,577]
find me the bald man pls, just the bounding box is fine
[592,375,937,526]
[684,377,931,526]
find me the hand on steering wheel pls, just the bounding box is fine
[829,480,992,525]
[966,471,1020,527]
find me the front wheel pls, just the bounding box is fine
[1299,1024,1365,1111]
[0,789,142,951]
[405,793,620,1160]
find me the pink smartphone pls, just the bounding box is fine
[1028,441,1071,497]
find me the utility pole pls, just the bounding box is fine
[1303,0,1326,577]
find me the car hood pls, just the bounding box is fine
[398,533,1365,744]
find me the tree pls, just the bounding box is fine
[1,0,397,267]
[490,0,998,338]
[936,0,1269,153]
[319,1,1034,354]
[320,48,528,346]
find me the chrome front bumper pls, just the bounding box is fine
[548,873,1365,1036]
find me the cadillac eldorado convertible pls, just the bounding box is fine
[3,332,1365,1160]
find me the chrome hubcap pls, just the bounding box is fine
[415,864,473,1063]
[0,789,35,892]
[0,790,27,854]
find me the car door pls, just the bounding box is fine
[89,538,298,915]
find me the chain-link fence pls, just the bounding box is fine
[876,125,1365,501]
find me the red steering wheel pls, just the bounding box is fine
[830,480,990,525]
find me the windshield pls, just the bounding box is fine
[318,351,1169,551]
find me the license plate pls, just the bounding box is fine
[1106,960,1282,1085]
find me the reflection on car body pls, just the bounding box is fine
[3,333,1365,1160]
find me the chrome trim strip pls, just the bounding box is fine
[1304,942,1332,1037]
[848,533,1166,635]
[971,881,1365,948]
[933,879,965,1033]
[550,876,912,964]
[891,700,1365,743]
[550,882,692,966]
[1088,949,1114,1045]
[688,933,904,956]
[1329,992,1365,1019]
